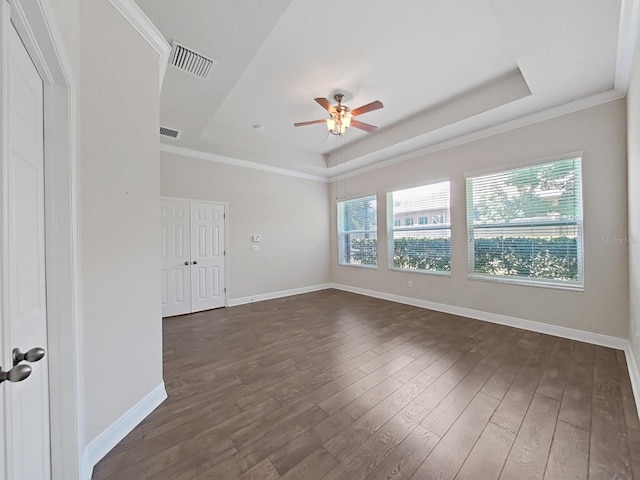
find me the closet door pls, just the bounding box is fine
[190,202,226,312]
[160,199,191,317]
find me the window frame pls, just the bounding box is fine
[337,194,378,268]
[465,155,584,291]
[386,180,452,276]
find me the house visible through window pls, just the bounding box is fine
[387,181,451,273]
[337,195,377,267]
[466,157,583,289]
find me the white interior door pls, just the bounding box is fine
[1,12,51,480]
[190,202,225,312]
[160,199,191,317]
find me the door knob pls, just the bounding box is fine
[192,261,198,265]
[0,364,32,385]
[12,347,46,367]
[184,261,189,266]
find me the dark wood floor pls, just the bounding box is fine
[93,289,640,480]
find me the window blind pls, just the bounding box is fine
[466,157,583,287]
[387,181,451,273]
[337,195,377,266]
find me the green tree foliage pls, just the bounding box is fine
[473,236,578,280]
[393,238,451,271]
[341,196,377,265]
[349,236,578,281]
[342,196,376,231]
[474,159,580,223]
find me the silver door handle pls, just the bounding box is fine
[12,347,46,367]
[0,364,32,385]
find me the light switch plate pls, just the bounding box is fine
[252,234,262,242]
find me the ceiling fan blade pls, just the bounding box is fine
[350,100,384,117]
[351,119,378,133]
[314,97,336,114]
[293,119,327,127]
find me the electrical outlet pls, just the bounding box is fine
[408,280,413,288]
[251,244,260,252]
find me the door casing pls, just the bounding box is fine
[1,1,81,479]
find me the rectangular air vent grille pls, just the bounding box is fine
[160,126,180,139]
[170,42,216,80]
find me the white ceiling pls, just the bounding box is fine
[137,0,624,178]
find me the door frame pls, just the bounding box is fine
[1,1,81,479]
[161,196,230,308]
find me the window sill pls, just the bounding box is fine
[468,273,584,292]
[388,267,451,277]
[338,263,378,270]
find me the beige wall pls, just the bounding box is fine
[331,100,629,338]
[628,30,640,370]
[161,153,331,300]
[80,0,163,441]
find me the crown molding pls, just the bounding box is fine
[615,0,640,93]
[108,0,170,89]
[160,143,330,183]
[329,89,623,182]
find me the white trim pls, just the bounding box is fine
[329,90,623,182]
[160,144,330,183]
[624,344,640,425]
[108,0,170,89]
[82,383,167,480]
[228,284,333,307]
[226,283,639,417]
[462,150,584,179]
[8,1,83,479]
[7,0,53,83]
[615,0,640,93]
[163,91,621,184]
[329,283,628,350]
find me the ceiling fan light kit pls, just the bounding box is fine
[294,93,384,136]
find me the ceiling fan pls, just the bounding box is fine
[294,94,384,136]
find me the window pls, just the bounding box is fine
[405,218,414,226]
[387,181,451,273]
[337,195,377,266]
[466,157,583,288]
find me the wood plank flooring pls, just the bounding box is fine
[92,289,640,480]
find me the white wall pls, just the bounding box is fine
[628,29,640,372]
[331,100,629,338]
[161,153,330,300]
[79,0,163,442]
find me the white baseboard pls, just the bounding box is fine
[228,283,333,307]
[330,283,628,350]
[624,343,640,425]
[331,283,640,420]
[81,382,167,480]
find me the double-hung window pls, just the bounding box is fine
[387,181,451,273]
[337,195,377,267]
[466,157,583,289]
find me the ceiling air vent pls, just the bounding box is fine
[160,126,180,139]
[169,41,216,80]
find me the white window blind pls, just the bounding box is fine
[337,195,377,266]
[387,181,451,273]
[466,157,583,288]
